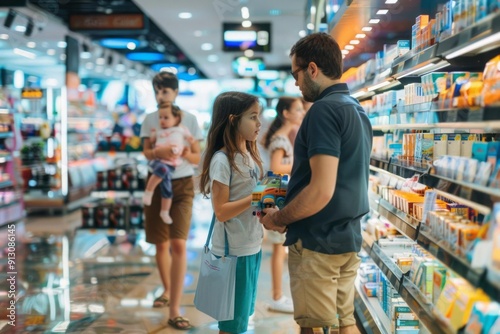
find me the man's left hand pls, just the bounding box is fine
[259,207,286,233]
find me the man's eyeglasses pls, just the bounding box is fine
[290,67,305,81]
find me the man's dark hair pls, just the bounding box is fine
[289,32,343,80]
[152,71,179,91]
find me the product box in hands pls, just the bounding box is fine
[251,171,288,217]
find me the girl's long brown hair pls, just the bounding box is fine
[199,91,264,197]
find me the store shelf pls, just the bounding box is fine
[417,228,484,287]
[375,198,419,241]
[400,277,455,334]
[372,241,405,291]
[428,173,500,198]
[354,277,392,334]
[372,120,500,131]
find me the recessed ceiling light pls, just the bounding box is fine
[127,42,136,50]
[362,26,373,31]
[244,49,254,57]
[355,34,366,38]
[0,34,9,40]
[307,23,314,30]
[385,0,398,3]
[242,20,252,28]
[188,67,197,75]
[26,42,36,48]
[341,50,349,55]
[178,12,192,19]
[345,45,355,50]
[47,49,56,56]
[299,30,307,37]
[57,41,67,48]
[241,7,249,19]
[194,30,203,37]
[100,38,140,49]
[377,9,389,15]
[14,25,26,32]
[350,40,360,45]
[201,43,213,51]
[369,19,380,24]
[208,55,219,62]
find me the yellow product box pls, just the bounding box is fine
[449,289,490,330]
[396,257,414,274]
[458,224,480,256]
[436,277,470,318]
[432,268,447,304]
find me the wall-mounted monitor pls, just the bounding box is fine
[223,22,271,52]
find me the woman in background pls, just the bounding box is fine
[261,96,305,313]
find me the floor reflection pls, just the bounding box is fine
[0,194,299,333]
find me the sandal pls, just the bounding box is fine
[153,295,169,308]
[168,316,193,330]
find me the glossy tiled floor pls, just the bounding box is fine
[0,195,300,333]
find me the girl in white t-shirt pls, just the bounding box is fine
[199,91,264,334]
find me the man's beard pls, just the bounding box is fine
[302,73,321,102]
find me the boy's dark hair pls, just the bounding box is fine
[289,32,343,80]
[152,71,179,91]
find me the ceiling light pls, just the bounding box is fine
[350,40,360,45]
[96,57,105,65]
[241,7,249,19]
[362,26,373,31]
[242,20,252,28]
[307,23,314,30]
[377,9,389,15]
[194,30,204,37]
[0,34,8,40]
[57,41,67,48]
[244,49,254,57]
[13,48,36,59]
[355,34,366,38]
[126,52,165,62]
[100,38,140,49]
[14,25,25,32]
[385,0,398,3]
[369,19,380,24]
[341,50,349,55]
[299,30,307,37]
[208,55,219,62]
[201,43,213,51]
[126,42,136,50]
[47,49,56,55]
[345,45,355,50]
[178,12,192,19]
[26,41,36,48]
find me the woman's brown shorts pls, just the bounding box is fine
[143,175,195,244]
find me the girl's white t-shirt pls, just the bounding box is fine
[209,152,263,257]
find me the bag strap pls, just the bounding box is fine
[204,150,232,256]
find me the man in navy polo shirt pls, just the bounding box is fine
[260,33,373,334]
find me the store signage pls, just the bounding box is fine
[69,14,145,30]
[21,88,43,99]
